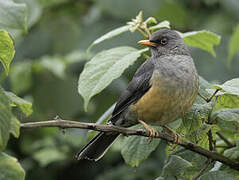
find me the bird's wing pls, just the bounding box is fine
[110,58,154,124]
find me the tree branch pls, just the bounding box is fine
[20,119,239,171]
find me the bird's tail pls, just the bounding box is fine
[76,132,119,161]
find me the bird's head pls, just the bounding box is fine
[138,29,190,57]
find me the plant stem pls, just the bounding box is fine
[191,159,212,180]
[216,132,234,148]
[198,89,219,103]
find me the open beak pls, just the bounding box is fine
[138,40,157,47]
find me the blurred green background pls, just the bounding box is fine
[4,0,239,179]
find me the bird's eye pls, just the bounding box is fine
[160,38,168,45]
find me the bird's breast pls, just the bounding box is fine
[134,68,198,125]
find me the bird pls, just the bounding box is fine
[76,29,199,161]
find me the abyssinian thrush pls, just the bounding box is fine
[77,29,199,161]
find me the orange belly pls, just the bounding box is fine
[134,83,169,124]
[133,76,196,125]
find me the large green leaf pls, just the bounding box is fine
[224,145,239,160]
[198,171,236,180]
[0,87,21,150]
[9,61,32,94]
[213,79,239,110]
[196,124,219,149]
[0,153,25,180]
[211,108,239,134]
[214,94,239,110]
[37,56,67,79]
[228,25,239,65]
[0,30,15,75]
[78,46,148,110]
[88,25,130,50]
[121,125,160,167]
[213,78,239,96]
[161,155,192,179]
[0,87,12,151]
[177,102,214,146]
[182,30,221,57]
[5,91,32,116]
[0,0,27,32]
[33,147,67,167]
[177,150,212,178]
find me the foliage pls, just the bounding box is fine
[79,46,148,110]
[1,0,239,180]
[228,25,239,66]
[0,30,15,75]
[0,153,25,180]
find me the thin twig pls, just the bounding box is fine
[198,93,208,102]
[20,119,239,171]
[191,159,212,180]
[137,28,149,38]
[207,130,214,151]
[216,132,234,148]
[198,89,219,103]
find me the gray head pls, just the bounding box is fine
[138,29,190,57]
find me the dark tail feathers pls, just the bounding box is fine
[76,132,119,161]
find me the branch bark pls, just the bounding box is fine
[20,119,239,171]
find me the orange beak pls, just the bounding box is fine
[138,40,157,47]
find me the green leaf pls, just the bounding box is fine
[78,46,148,111]
[155,177,165,180]
[65,50,92,64]
[121,125,160,167]
[5,91,32,116]
[198,171,236,180]
[177,150,212,178]
[37,56,66,79]
[184,103,212,133]
[23,0,42,28]
[33,147,67,167]
[161,155,192,179]
[211,108,239,134]
[178,103,213,143]
[0,30,15,75]
[196,124,219,148]
[182,30,221,57]
[224,145,239,160]
[10,116,20,138]
[215,94,239,110]
[149,20,170,31]
[9,61,33,94]
[0,152,25,180]
[228,25,239,66]
[213,78,239,96]
[0,0,27,32]
[88,25,130,51]
[212,79,239,110]
[0,87,12,151]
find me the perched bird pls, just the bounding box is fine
[76,29,199,161]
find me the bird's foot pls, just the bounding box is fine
[162,125,181,147]
[139,120,158,143]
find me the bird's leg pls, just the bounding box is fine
[138,120,158,143]
[162,125,181,145]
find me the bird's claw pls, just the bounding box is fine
[138,120,158,143]
[162,125,182,148]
